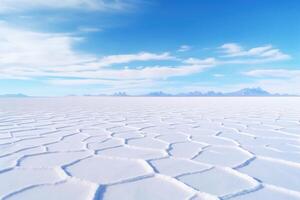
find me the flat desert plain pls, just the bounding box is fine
[0,97,300,200]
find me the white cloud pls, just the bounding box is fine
[219,43,290,61]
[95,52,174,68]
[0,20,294,93]
[177,45,192,52]
[0,22,169,67]
[0,22,94,69]
[220,43,242,55]
[5,64,213,81]
[47,78,153,86]
[184,57,217,65]
[0,22,215,84]
[78,27,102,33]
[0,0,133,13]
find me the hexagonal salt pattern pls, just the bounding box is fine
[0,97,300,200]
[66,156,153,184]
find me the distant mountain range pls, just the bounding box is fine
[113,87,295,97]
[0,93,28,98]
[1,88,297,97]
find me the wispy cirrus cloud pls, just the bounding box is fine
[0,0,136,13]
[177,45,192,52]
[219,43,290,61]
[95,52,174,68]
[78,27,102,33]
[183,57,217,65]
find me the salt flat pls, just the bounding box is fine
[0,97,300,200]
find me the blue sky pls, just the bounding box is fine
[0,0,299,96]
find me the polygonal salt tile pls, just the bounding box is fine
[221,122,248,131]
[96,146,166,160]
[102,175,193,200]
[88,138,123,151]
[83,135,108,143]
[127,137,168,150]
[169,142,205,159]
[247,129,295,139]
[156,133,188,143]
[275,121,300,129]
[238,157,300,192]
[108,126,137,133]
[191,135,236,146]
[0,140,52,157]
[41,130,76,138]
[46,140,86,152]
[112,132,144,140]
[15,136,61,147]
[0,132,11,139]
[66,156,152,184]
[126,122,154,130]
[12,129,56,138]
[61,133,88,142]
[218,132,257,146]
[178,167,257,197]
[19,151,91,168]
[190,121,223,131]
[230,186,300,200]
[0,137,21,145]
[269,142,300,153]
[187,128,218,136]
[80,129,110,137]
[193,146,252,167]
[280,128,300,135]
[0,168,63,198]
[243,145,300,163]
[150,157,211,177]
[0,147,44,171]
[142,127,182,136]
[44,133,88,152]
[5,179,96,200]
